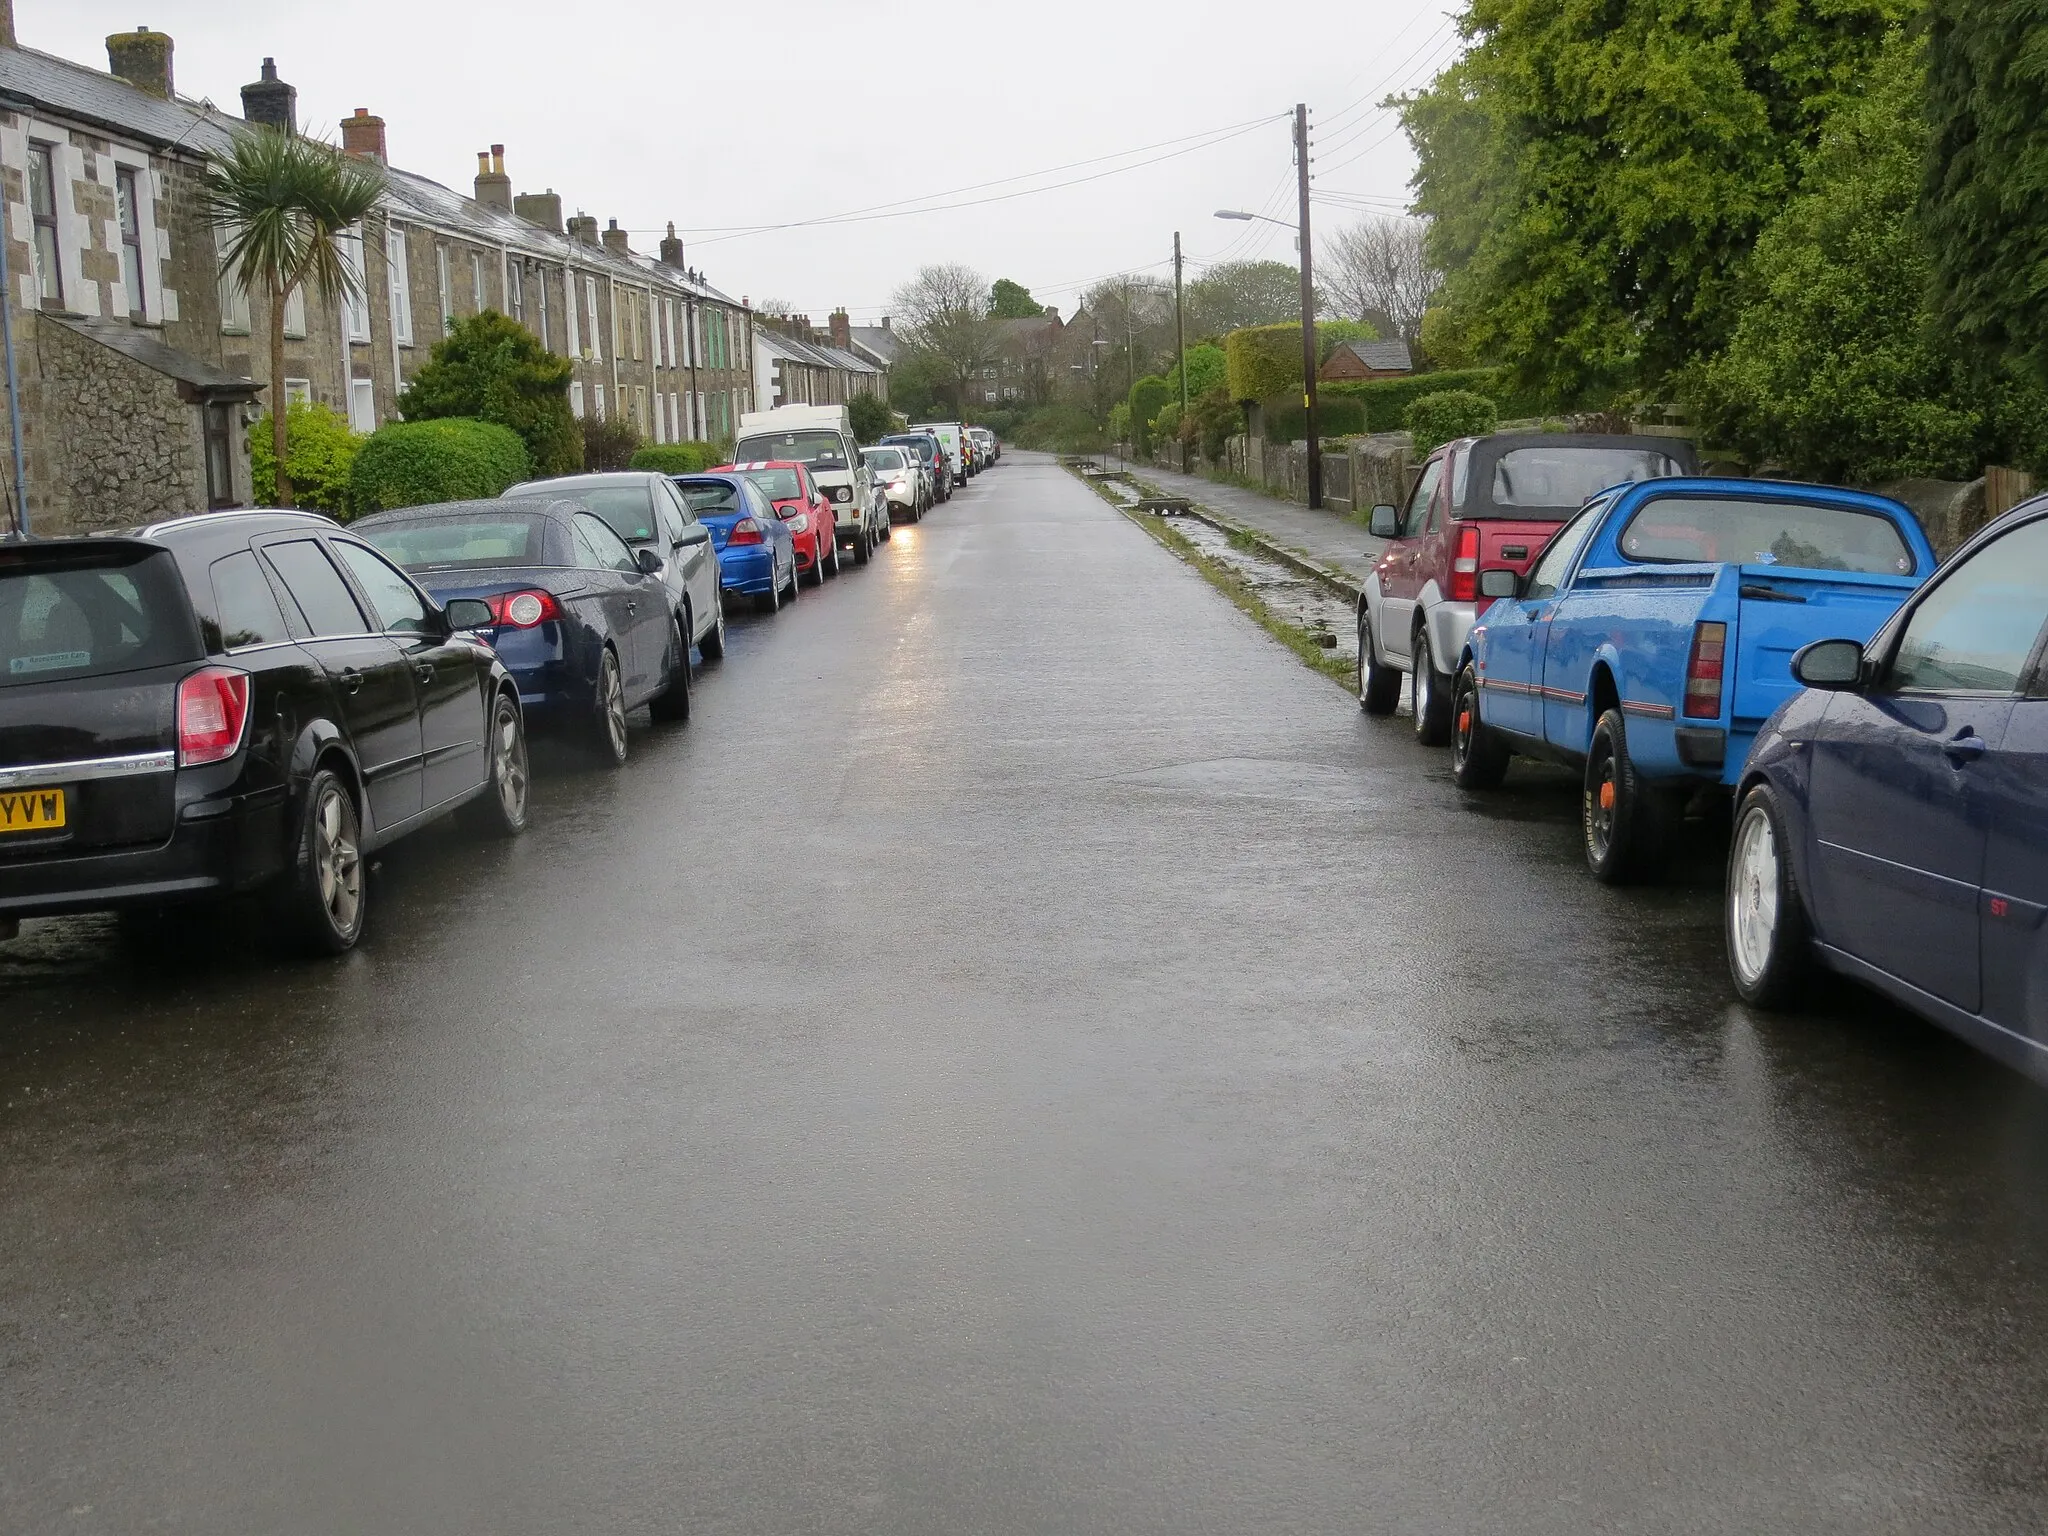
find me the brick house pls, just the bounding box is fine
[0,8,755,536]
[1318,338,1413,382]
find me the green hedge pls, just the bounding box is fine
[629,442,725,474]
[1267,397,1367,442]
[1405,390,1499,454]
[249,401,363,515]
[1226,324,1308,403]
[348,418,531,513]
[1322,368,1541,431]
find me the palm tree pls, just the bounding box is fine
[205,126,385,507]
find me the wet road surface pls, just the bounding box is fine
[5,453,2048,1533]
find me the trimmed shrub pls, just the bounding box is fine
[1166,343,1227,402]
[249,401,363,515]
[1405,390,1498,454]
[1266,396,1367,442]
[1127,374,1172,451]
[630,442,724,474]
[1226,324,1308,402]
[348,418,531,513]
[1323,368,1539,431]
[396,310,581,477]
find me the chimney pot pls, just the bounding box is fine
[601,218,630,257]
[659,220,685,269]
[567,214,600,246]
[514,188,563,233]
[341,106,387,162]
[106,26,174,99]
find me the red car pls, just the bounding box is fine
[713,461,842,586]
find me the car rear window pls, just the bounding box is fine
[0,548,201,685]
[1486,447,1684,512]
[360,514,554,570]
[739,467,802,500]
[862,449,906,473]
[208,550,293,651]
[735,431,849,471]
[675,479,743,515]
[543,485,657,543]
[1619,496,1916,575]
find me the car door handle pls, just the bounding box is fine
[1944,730,1988,764]
[414,662,435,684]
[339,667,364,696]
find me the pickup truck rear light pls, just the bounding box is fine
[177,666,251,766]
[1449,524,1481,603]
[1683,621,1728,719]
[485,589,563,628]
[727,518,766,546]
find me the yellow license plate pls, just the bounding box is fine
[0,787,65,833]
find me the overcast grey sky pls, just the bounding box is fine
[37,1,1456,320]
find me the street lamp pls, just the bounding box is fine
[1214,104,1321,508]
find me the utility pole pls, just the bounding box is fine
[0,185,26,538]
[1173,230,1187,471]
[1294,101,1322,509]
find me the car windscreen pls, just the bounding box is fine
[1618,496,1916,575]
[359,513,555,569]
[0,547,202,686]
[739,467,803,500]
[734,431,848,472]
[534,483,656,542]
[1487,447,1684,512]
[863,449,907,473]
[675,480,743,516]
[885,437,935,463]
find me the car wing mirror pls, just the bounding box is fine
[443,597,494,630]
[1478,568,1519,599]
[1369,504,1400,539]
[1792,638,1865,690]
[636,547,667,576]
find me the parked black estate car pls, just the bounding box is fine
[0,510,528,954]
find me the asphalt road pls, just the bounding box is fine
[4,453,2047,1534]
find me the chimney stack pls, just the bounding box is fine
[567,214,599,246]
[601,219,631,257]
[240,57,296,129]
[341,107,387,162]
[106,26,174,99]
[1,2,18,50]
[515,188,563,233]
[475,145,511,209]
[829,310,851,351]
[659,221,685,269]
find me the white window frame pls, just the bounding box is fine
[340,222,370,342]
[535,268,548,347]
[670,392,681,440]
[583,277,601,362]
[282,377,313,406]
[387,225,414,347]
[470,249,485,314]
[652,390,666,443]
[508,259,524,326]
[593,383,606,421]
[565,266,581,356]
[570,380,585,419]
[283,285,307,339]
[216,221,251,335]
[22,128,91,316]
[348,377,376,433]
[436,245,452,330]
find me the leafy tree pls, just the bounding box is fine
[1402,0,1916,407]
[885,349,953,420]
[892,263,999,412]
[987,278,1043,318]
[1405,390,1498,454]
[248,401,363,515]
[1127,375,1172,451]
[848,392,896,443]
[1165,343,1227,403]
[1106,402,1132,445]
[398,309,581,476]
[1924,2,2048,391]
[1185,260,1306,339]
[205,125,385,507]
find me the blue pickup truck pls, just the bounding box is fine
[1452,477,1936,882]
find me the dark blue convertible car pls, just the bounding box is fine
[1728,494,2048,1085]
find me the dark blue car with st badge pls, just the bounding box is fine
[1728,495,2048,1086]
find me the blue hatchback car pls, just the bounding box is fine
[672,475,798,615]
[1727,495,2048,1085]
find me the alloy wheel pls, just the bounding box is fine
[602,652,627,756]
[1729,804,1781,987]
[493,702,529,822]
[315,784,362,935]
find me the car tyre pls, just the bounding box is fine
[649,617,692,722]
[1727,783,1813,1007]
[1583,707,1672,884]
[586,646,630,767]
[699,600,727,661]
[461,690,531,836]
[1358,612,1402,715]
[805,541,826,587]
[1412,630,1453,746]
[853,529,871,567]
[279,766,366,954]
[756,568,782,615]
[1451,664,1511,790]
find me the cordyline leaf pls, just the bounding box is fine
[204,124,385,305]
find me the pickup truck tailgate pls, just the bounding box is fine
[1730,565,1919,728]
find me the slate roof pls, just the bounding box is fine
[847,325,902,365]
[50,314,259,395]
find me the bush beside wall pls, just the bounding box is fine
[348,418,531,513]
[629,442,726,474]
[249,401,364,515]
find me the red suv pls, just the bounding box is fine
[1357,433,1695,743]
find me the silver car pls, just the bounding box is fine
[863,446,926,522]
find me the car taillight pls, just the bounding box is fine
[485,589,563,628]
[1450,523,1481,603]
[728,518,765,545]
[1684,621,1727,719]
[177,666,251,766]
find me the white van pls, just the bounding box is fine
[911,421,968,482]
[735,405,889,563]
